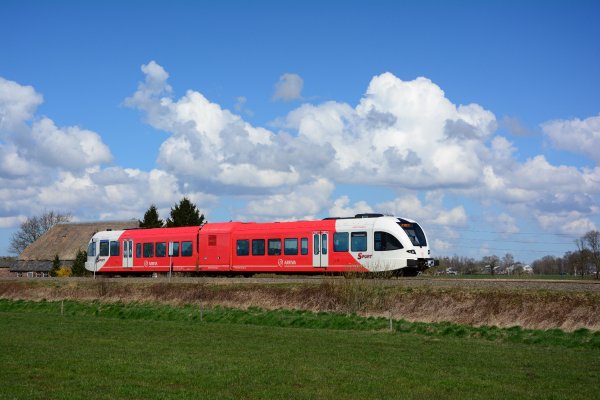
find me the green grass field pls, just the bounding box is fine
[1,300,598,399]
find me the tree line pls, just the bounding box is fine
[532,230,600,278]
[436,230,600,278]
[436,253,521,276]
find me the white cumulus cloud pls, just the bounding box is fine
[272,73,304,101]
[329,196,374,218]
[542,113,600,164]
[377,193,467,228]
[244,178,335,220]
[29,117,112,169]
[0,77,43,132]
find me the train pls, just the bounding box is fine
[85,214,438,277]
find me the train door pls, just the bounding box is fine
[123,239,133,268]
[312,231,329,268]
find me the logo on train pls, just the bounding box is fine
[278,259,297,267]
[357,253,373,260]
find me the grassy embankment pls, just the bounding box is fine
[1,298,599,399]
[1,277,599,331]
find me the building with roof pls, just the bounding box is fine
[9,220,139,277]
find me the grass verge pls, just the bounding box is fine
[1,299,599,399]
[1,299,599,349]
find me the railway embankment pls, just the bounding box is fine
[1,277,599,331]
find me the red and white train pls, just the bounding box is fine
[85,214,438,277]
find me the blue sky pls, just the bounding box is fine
[1,0,599,263]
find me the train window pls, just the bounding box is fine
[334,232,349,252]
[374,231,403,251]
[252,239,265,256]
[110,241,120,256]
[123,241,132,258]
[268,239,281,256]
[136,243,142,258]
[99,240,109,257]
[351,232,367,252]
[284,238,298,255]
[397,221,427,247]
[313,235,320,255]
[170,242,179,257]
[237,240,250,256]
[182,241,193,257]
[143,243,154,257]
[301,238,309,255]
[322,234,328,255]
[156,242,167,257]
[87,242,96,257]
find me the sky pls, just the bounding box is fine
[1,0,599,263]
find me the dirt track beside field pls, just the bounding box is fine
[1,277,599,331]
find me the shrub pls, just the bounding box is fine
[56,267,71,277]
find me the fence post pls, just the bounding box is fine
[389,310,393,332]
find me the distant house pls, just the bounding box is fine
[9,221,139,277]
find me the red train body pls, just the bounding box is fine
[85,215,438,276]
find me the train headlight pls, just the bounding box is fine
[407,249,416,254]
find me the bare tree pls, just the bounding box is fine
[483,255,500,276]
[532,255,562,275]
[501,253,515,274]
[583,230,600,279]
[575,237,590,277]
[567,248,589,277]
[8,211,72,255]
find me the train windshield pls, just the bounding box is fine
[398,219,427,247]
[87,241,96,257]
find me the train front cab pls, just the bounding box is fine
[85,230,124,273]
[396,218,439,272]
[339,216,437,276]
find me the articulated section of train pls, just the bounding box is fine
[85,214,439,277]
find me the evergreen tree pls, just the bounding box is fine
[166,197,205,227]
[71,249,88,277]
[50,254,60,277]
[139,204,164,228]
